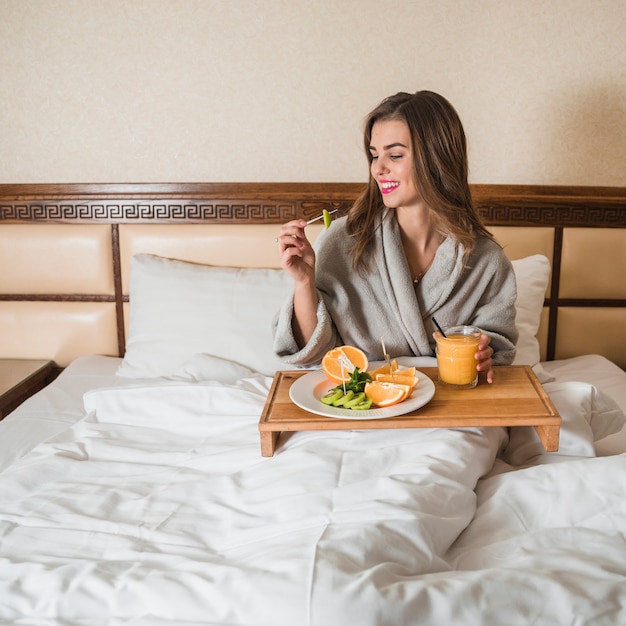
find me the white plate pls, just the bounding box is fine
[289,369,435,420]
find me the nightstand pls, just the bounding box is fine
[0,359,55,420]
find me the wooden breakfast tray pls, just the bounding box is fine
[258,366,561,457]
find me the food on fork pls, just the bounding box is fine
[306,208,338,227]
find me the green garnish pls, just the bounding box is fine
[320,367,373,410]
[338,367,372,393]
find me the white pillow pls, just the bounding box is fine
[511,254,551,366]
[117,254,294,378]
[118,252,551,379]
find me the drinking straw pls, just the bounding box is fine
[432,317,447,337]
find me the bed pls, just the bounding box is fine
[1,183,625,625]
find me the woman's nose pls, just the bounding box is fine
[373,158,388,176]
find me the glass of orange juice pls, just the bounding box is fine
[435,325,481,389]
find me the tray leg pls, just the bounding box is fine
[260,431,280,457]
[534,424,560,452]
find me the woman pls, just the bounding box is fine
[273,91,517,383]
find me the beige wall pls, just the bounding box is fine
[1,0,624,185]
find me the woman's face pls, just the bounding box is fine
[369,119,422,210]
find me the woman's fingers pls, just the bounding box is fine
[276,220,315,281]
[475,334,494,383]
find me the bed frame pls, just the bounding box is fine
[1,183,625,370]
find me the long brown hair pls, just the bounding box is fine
[346,91,495,271]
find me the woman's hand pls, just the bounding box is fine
[475,333,495,383]
[276,219,315,283]
[276,219,318,348]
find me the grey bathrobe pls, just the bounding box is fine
[273,211,518,368]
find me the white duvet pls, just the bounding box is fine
[1,355,625,625]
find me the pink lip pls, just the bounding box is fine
[379,180,399,195]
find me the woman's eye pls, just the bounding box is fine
[370,153,403,162]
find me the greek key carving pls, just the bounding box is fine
[0,201,300,222]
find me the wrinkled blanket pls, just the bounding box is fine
[1,359,625,625]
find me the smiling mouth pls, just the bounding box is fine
[380,181,399,195]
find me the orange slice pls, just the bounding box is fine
[364,381,411,408]
[321,345,369,384]
[375,373,419,392]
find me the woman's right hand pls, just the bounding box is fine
[277,219,319,348]
[276,219,316,283]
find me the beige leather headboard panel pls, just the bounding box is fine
[555,307,626,364]
[0,224,114,294]
[1,183,624,369]
[560,229,626,299]
[118,223,553,292]
[0,302,118,366]
[490,226,554,263]
[491,228,555,345]
[118,224,324,293]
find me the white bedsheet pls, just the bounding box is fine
[1,354,625,625]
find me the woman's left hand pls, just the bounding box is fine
[475,333,494,383]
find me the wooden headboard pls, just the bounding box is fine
[1,183,625,369]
